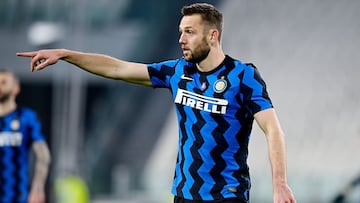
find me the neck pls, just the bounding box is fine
[0,101,16,117]
[196,47,225,72]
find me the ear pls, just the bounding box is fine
[13,84,20,96]
[209,29,219,42]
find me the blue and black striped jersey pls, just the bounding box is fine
[147,55,273,201]
[0,107,45,203]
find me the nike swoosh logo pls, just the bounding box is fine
[181,74,193,81]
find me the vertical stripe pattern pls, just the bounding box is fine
[0,108,46,203]
[147,55,273,201]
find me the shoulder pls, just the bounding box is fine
[225,55,253,68]
[17,107,36,115]
[16,107,39,121]
[147,58,186,68]
[224,55,257,75]
[147,58,190,79]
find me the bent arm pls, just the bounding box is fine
[17,49,152,86]
[254,108,296,203]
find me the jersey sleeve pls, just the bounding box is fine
[147,59,179,88]
[23,108,46,142]
[241,64,273,115]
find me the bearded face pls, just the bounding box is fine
[183,36,210,63]
[179,14,212,64]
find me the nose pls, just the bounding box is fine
[178,33,185,44]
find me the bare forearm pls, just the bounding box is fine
[32,142,51,191]
[59,49,130,79]
[60,49,152,85]
[267,131,288,184]
[17,48,152,86]
[268,132,297,202]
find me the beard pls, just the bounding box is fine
[0,91,11,103]
[184,38,211,64]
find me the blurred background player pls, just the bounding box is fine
[0,69,51,203]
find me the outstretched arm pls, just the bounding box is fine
[28,142,51,203]
[16,49,152,86]
[254,108,296,203]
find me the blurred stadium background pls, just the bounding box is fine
[1,0,360,202]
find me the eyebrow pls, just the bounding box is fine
[179,26,195,32]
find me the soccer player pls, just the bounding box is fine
[0,70,51,203]
[17,3,296,203]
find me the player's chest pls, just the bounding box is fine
[173,74,241,115]
[0,117,24,147]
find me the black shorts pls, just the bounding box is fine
[174,196,248,203]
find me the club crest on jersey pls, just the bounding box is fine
[213,77,227,93]
[10,119,20,131]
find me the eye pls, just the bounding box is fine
[186,29,194,35]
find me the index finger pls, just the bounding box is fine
[16,51,38,57]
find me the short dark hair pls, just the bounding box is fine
[0,69,19,84]
[181,3,223,40]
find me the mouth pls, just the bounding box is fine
[182,48,190,54]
